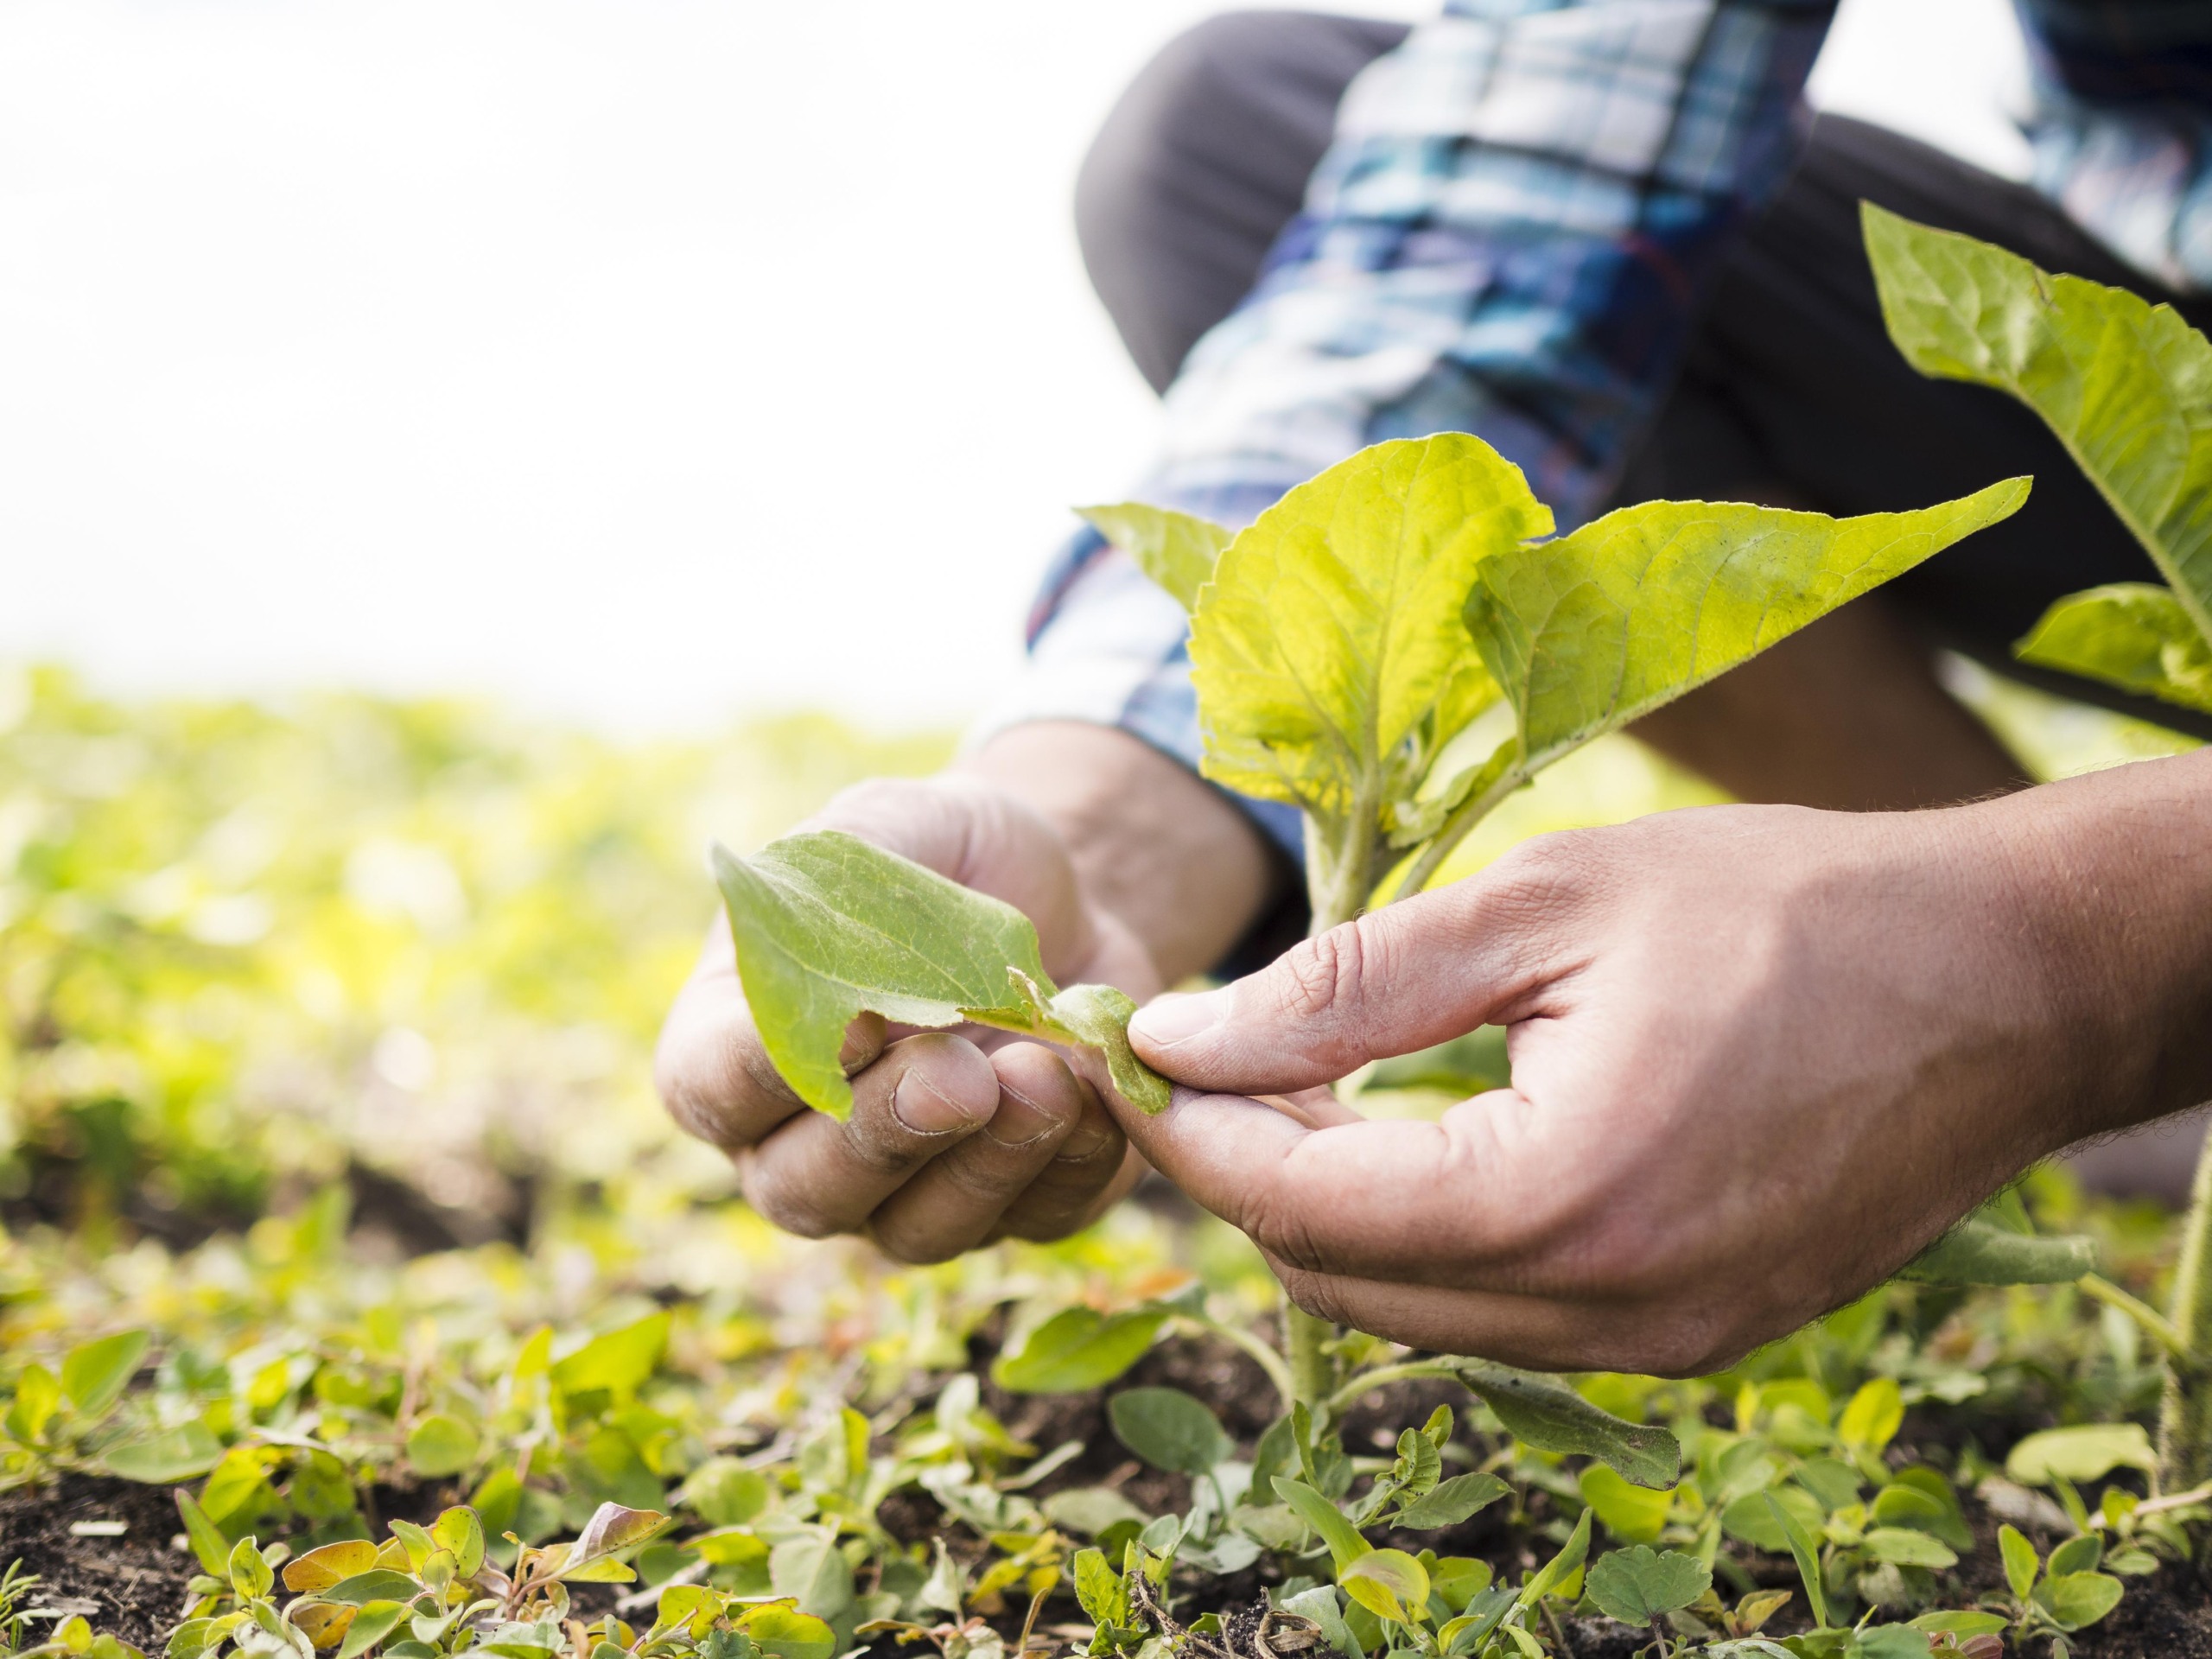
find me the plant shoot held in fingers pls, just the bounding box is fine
[711,418,2058,1450]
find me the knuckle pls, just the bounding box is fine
[1274,921,1368,1026]
[740,1163,842,1241]
[1274,1265,1351,1329]
[1239,1179,1332,1277]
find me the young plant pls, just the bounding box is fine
[715,428,2033,1522]
[1866,203,2212,1487]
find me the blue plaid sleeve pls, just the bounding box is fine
[976,0,1836,860]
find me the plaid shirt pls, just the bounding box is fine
[982,0,2212,857]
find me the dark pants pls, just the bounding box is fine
[1075,10,2212,739]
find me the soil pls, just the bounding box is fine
[9,1333,2212,1658]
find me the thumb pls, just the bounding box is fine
[1128,874,1560,1095]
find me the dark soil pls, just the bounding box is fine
[10,1331,2212,1659]
[0,1471,197,1647]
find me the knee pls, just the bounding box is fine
[1075,13,1276,245]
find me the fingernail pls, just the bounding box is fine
[1130,990,1224,1048]
[1055,1125,1118,1163]
[892,1069,980,1134]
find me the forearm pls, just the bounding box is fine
[1998,747,2212,1137]
[957,721,1279,985]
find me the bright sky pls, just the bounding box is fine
[0,0,2031,734]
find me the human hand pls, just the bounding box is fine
[655,773,1154,1262]
[1116,762,2212,1375]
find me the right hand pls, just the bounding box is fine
[654,774,1155,1262]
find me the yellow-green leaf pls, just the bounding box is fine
[1190,434,1541,821]
[1466,481,2030,780]
[1585,1546,1709,1625]
[1577,1465,1670,1544]
[550,1313,669,1399]
[1866,200,2212,635]
[714,831,1167,1120]
[1339,1549,1429,1627]
[60,1330,149,1420]
[2006,1422,2156,1486]
[1078,502,1233,613]
[1837,1378,1905,1456]
[1456,1361,1679,1489]
[2019,582,2212,715]
[992,1306,1168,1394]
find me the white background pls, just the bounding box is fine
[0,0,2031,733]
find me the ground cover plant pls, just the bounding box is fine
[10,215,2212,1659]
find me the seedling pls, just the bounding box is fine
[1867,204,2212,1487]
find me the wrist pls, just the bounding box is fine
[958,721,1279,982]
[1980,747,2212,1143]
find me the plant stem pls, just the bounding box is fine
[1320,1360,1465,1419]
[1281,803,1385,1411]
[2158,1126,2212,1485]
[1185,1315,1298,1414]
[1286,1304,1339,1414]
[2079,1274,2192,1359]
[1395,760,1525,898]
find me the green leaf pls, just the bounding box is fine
[1866,200,2212,635]
[769,1531,855,1624]
[430,1507,485,1580]
[175,1489,233,1577]
[1391,1472,1510,1530]
[1998,1524,2041,1603]
[1584,1547,1710,1625]
[994,1306,1167,1394]
[713,831,1168,1119]
[4,1363,60,1445]
[2018,582,2212,714]
[1339,1550,1430,1627]
[1910,1612,2007,1637]
[1361,1028,1510,1096]
[1837,1379,1905,1456]
[566,1502,671,1571]
[2037,1571,2126,1631]
[337,1603,410,1659]
[550,1313,670,1399]
[324,1572,428,1607]
[1576,1465,1671,1544]
[1862,1528,1959,1569]
[1465,481,2030,784]
[227,1535,274,1600]
[1763,1492,1829,1630]
[1900,1215,2097,1286]
[1188,434,1541,823]
[1454,1362,1679,1489]
[1853,1630,1933,1659]
[60,1330,149,1420]
[1274,1476,1372,1576]
[2005,1423,2157,1485]
[284,1541,382,1593]
[1045,982,1171,1115]
[1720,1485,1826,1553]
[1516,1509,1592,1609]
[1071,1547,1122,1627]
[734,1606,836,1659]
[2047,1534,2104,1577]
[102,1421,223,1484]
[1109,1387,1231,1475]
[1077,502,1233,613]
[683,1457,770,1527]
[404,1414,479,1479]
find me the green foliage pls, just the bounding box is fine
[1584,1545,1709,1626]
[2018,582,2212,714]
[1866,201,2212,647]
[712,832,1167,1118]
[1077,503,1233,613]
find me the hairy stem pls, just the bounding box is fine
[2158,1128,2212,1486]
[1278,800,1389,1410]
[1183,1314,1298,1414]
[1321,1360,1464,1420]
[2080,1274,2191,1359]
